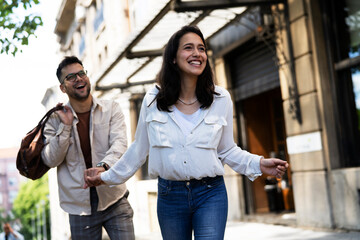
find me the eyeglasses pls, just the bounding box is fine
[62,70,88,83]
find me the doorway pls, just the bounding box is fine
[239,88,294,213]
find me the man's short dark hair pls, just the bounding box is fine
[56,56,83,83]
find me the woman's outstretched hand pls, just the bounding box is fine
[83,167,105,188]
[260,158,289,179]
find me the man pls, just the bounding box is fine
[41,56,135,239]
[0,223,24,240]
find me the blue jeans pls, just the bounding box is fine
[157,176,228,240]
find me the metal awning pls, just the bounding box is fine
[93,0,284,93]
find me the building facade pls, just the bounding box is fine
[46,0,360,236]
[0,148,25,217]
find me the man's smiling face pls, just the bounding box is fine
[60,63,91,101]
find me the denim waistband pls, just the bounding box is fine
[158,175,223,187]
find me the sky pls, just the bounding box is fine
[0,0,62,149]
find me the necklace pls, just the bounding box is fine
[178,98,198,105]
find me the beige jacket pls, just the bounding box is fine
[42,97,128,215]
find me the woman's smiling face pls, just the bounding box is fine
[175,32,207,79]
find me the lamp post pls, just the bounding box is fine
[41,200,47,240]
[36,203,40,240]
[31,209,35,240]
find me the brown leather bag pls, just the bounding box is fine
[16,104,64,180]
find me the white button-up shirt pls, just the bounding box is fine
[101,86,262,184]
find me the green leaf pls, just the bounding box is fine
[0,0,42,56]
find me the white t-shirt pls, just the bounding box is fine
[173,106,202,136]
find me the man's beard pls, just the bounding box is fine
[74,86,91,100]
[68,85,91,101]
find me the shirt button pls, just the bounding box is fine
[186,182,190,186]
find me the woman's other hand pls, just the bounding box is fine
[260,158,289,179]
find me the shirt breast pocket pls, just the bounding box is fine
[93,122,110,150]
[195,115,227,149]
[146,112,172,148]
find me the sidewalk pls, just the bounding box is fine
[224,221,359,240]
[136,221,360,240]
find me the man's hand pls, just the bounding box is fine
[260,158,289,179]
[56,103,74,125]
[83,167,105,188]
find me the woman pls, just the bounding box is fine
[84,25,288,239]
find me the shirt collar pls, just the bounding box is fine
[65,95,101,119]
[214,85,226,98]
[91,96,102,110]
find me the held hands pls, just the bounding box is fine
[83,167,105,189]
[260,157,289,179]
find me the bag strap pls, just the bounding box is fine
[39,105,65,131]
[39,105,64,124]
[28,105,65,135]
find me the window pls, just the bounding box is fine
[79,36,86,56]
[353,73,360,130]
[8,177,17,186]
[323,0,360,167]
[9,191,17,203]
[93,1,104,32]
[79,24,86,56]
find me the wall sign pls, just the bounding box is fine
[286,131,322,154]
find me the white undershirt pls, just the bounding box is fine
[173,106,202,136]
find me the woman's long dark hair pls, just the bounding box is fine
[155,25,218,112]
